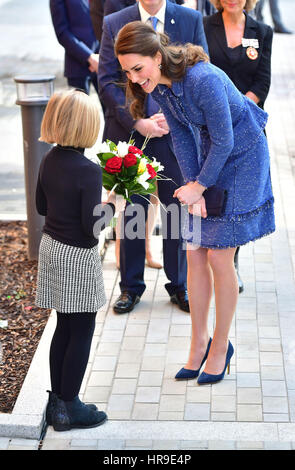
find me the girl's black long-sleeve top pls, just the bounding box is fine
[36,145,115,248]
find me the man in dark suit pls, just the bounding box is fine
[89,0,106,42]
[90,0,136,42]
[182,0,215,15]
[50,0,99,93]
[98,0,208,314]
[90,0,214,42]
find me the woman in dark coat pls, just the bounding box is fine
[203,0,273,109]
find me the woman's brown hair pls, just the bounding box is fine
[114,21,209,119]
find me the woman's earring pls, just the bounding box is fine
[158,64,162,70]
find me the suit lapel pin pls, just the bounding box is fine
[171,19,175,24]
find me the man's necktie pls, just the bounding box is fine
[149,16,159,31]
[146,17,160,117]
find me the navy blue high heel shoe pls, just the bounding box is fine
[175,338,212,380]
[197,340,234,385]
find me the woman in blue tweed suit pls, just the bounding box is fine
[115,21,275,384]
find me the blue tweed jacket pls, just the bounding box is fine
[151,61,273,216]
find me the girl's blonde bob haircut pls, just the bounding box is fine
[39,89,100,148]
[210,0,258,12]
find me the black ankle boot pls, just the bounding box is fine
[45,391,98,426]
[52,396,107,432]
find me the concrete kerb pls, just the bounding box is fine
[0,310,55,439]
[43,420,295,444]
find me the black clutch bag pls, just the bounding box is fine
[203,186,227,217]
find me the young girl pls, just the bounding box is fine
[35,89,125,431]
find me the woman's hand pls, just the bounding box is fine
[173,181,205,206]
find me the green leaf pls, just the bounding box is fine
[125,166,138,178]
[100,152,117,162]
[106,140,117,152]
[102,171,116,189]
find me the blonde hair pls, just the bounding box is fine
[210,0,258,12]
[39,89,100,148]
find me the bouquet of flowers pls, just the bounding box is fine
[96,139,165,203]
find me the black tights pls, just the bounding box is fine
[49,311,97,401]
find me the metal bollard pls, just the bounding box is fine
[14,75,55,260]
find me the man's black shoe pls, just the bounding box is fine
[170,290,190,313]
[113,291,140,314]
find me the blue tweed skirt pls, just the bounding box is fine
[181,134,276,249]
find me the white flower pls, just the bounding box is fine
[151,157,164,171]
[137,170,150,190]
[117,141,130,158]
[97,141,111,154]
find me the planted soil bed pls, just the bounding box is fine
[0,221,50,413]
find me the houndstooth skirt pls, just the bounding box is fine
[35,234,106,313]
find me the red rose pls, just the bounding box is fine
[147,164,157,180]
[128,145,143,155]
[105,156,123,174]
[123,153,137,168]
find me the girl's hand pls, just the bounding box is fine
[173,182,204,206]
[107,193,126,212]
[115,194,126,212]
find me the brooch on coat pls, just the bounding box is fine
[242,38,259,61]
